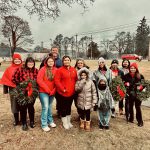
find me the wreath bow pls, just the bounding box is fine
[26,82,33,97]
[117,85,125,99]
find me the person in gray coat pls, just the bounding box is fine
[75,67,97,131]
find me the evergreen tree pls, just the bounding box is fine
[135,17,150,58]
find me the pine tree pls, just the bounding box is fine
[135,17,150,58]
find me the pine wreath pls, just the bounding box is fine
[109,76,126,101]
[136,79,150,101]
[10,79,39,106]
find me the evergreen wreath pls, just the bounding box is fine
[136,79,150,101]
[10,79,39,106]
[109,76,126,101]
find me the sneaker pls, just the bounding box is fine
[42,126,50,132]
[105,126,109,130]
[22,124,28,131]
[111,113,116,118]
[30,122,35,128]
[138,122,143,127]
[49,122,56,128]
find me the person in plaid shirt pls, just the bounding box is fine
[12,57,38,131]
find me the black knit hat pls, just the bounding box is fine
[111,59,119,65]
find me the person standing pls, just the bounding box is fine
[123,62,144,127]
[0,54,22,126]
[110,59,124,116]
[55,56,77,129]
[12,57,38,131]
[75,67,97,131]
[37,56,57,132]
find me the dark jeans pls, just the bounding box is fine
[55,92,61,114]
[78,108,90,121]
[20,102,35,125]
[119,100,124,110]
[128,95,143,123]
[57,93,74,117]
[74,93,81,116]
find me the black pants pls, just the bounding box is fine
[20,102,35,125]
[78,108,90,121]
[128,95,143,123]
[74,93,81,116]
[55,92,61,114]
[57,93,73,117]
[119,100,124,110]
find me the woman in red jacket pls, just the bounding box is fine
[55,56,77,129]
[37,56,57,132]
[0,54,22,126]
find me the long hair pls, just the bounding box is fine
[74,58,89,69]
[24,57,35,71]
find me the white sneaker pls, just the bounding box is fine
[49,122,56,128]
[42,126,50,132]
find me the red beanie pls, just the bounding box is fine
[130,62,138,70]
[13,53,22,60]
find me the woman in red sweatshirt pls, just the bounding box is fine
[55,56,77,129]
[37,56,57,132]
[0,53,22,126]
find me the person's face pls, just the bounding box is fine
[111,63,118,70]
[130,66,136,73]
[53,53,58,59]
[27,61,34,69]
[99,80,106,86]
[81,72,87,80]
[99,61,105,68]
[77,60,84,69]
[123,60,129,68]
[63,57,71,67]
[47,58,54,67]
[13,58,21,65]
[51,48,58,54]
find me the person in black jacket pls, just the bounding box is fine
[123,62,144,127]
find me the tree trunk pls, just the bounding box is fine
[11,31,16,57]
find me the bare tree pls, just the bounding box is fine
[0,0,95,20]
[2,15,33,56]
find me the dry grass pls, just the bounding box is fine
[0,60,150,150]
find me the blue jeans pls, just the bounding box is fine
[39,93,54,128]
[98,109,111,126]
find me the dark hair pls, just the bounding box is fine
[122,59,130,68]
[45,56,55,67]
[51,46,59,51]
[98,65,107,71]
[62,55,71,65]
[25,57,35,69]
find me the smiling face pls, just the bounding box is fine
[13,58,22,65]
[99,61,105,68]
[77,60,84,69]
[47,58,54,67]
[63,57,71,67]
[81,72,87,80]
[123,60,129,68]
[27,61,34,69]
[111,63,118,70]
[130,66,137,73]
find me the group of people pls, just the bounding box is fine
[0,46,145,132]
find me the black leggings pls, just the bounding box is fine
[78,108,90,121]
[57,93,74,117]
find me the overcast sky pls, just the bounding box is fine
[1,0,150,49]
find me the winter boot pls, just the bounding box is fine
[13,113,19,126]
[67,115,73,128]
[85,121,91,131]
[80,119,85,129]
[61,117,69,129]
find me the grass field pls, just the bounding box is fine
[0,60,150,150]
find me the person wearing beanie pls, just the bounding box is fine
[110,59,124,116]
[12,57,38,131]
[0,53,22,126]
[93,57,112,86]
[75,67,97,131]
[123,62,144,127]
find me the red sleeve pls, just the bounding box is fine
[12,68,21,85]
[54,69,65,92]
[37,67,50,94]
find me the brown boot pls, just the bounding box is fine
[80,119,85,129]
[119,108,123,115]
[85,121,91,131]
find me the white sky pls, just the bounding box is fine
[1,0,150,49]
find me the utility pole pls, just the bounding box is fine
[75,34,78,58]
[90,34,93,59]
